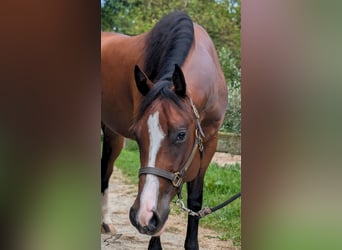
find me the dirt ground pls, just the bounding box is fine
[101,152,241,250]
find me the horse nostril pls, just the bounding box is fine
[129,207,138,228]
[148,211,160,232]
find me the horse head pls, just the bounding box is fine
[129,64,203,236]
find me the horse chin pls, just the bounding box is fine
[152,218,168,236]
[149,207,170,236]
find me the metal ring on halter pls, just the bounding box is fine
[172,172,183,188]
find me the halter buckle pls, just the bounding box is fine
[172,172,183,187]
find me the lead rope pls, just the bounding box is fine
[176,192,241,219]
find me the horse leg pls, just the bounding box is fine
[184,137,218,250]
[148,236,162,250]
[101,124,124,234]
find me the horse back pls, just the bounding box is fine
[101,32,145,138]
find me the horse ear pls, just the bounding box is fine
[134,65,152,96]
[172,64,186,97]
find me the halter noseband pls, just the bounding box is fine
[138,98,205,189]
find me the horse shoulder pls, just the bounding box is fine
[187,25,228,140]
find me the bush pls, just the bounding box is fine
[218,47,241,134]
[223,86,241,134]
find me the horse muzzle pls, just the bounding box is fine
[129,205,170,236]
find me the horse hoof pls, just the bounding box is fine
[101,222,118,235]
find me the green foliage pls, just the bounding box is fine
[114,141,241,246]
[101,0,135,33]
[219,46,241,133]
[224,85,241,133]
[101,0,241,133]
[219,47,241,90]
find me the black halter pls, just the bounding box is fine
[138,98,205,190]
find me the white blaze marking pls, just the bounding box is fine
[147,112,165,167]
[138,111,165,226]
[101,189,112,224]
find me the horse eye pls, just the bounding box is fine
[176,131,186,143]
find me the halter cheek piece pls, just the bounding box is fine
[138,98,205,190]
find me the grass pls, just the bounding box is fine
[114,139,241,246]
[114,146,140,184]
[200,163,241,244]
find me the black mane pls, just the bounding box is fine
[144,11,194,82]
[136,12,194,120]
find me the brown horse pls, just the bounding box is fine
[101,12,228,250]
